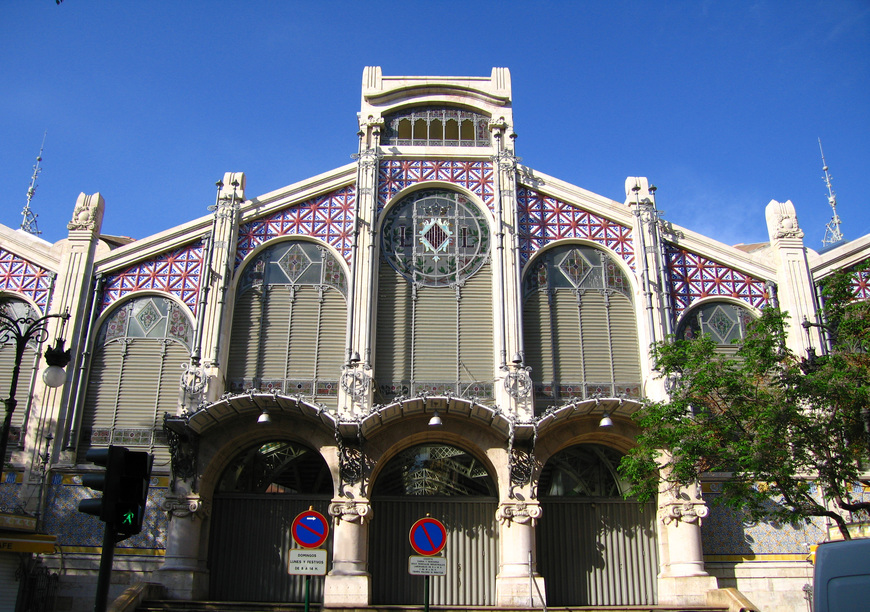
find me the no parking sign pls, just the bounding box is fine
[291,509,329,549]
[409,517,447,556]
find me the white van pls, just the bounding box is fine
[813,538,870,612]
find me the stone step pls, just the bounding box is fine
[137,601,729,612]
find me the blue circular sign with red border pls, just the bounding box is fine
[409,517,447,556]
[291,510,329,549]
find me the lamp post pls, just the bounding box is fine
[0,307,71,465]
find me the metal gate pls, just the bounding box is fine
[538,498,659,606]
[208,494,332,602]
[370,497,498,606]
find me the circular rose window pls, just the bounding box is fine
[381,189,490,287]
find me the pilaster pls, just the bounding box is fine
[765,200,822,355]
[155,481,209,599]
[196,173,245,407]
[31,193,104,474]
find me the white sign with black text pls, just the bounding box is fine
[288,548,327,575]
[408,555,447,576]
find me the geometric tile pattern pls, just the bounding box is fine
[102,241,205,316]
[236,186,356,267]
[665,243,770,318]
[0,246,53,313]
[851,266,870,300]
[516,186,635,269]
[42,473,167,550]
[378,159,494,212]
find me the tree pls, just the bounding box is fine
[619,265,870,540]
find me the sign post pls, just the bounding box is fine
[290,508,329,612]
[409,516,446,612]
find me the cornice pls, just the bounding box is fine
[809,234,870,279]
[0,225,60,270]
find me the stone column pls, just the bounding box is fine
[156,485,208,599]
[324,499,372,607]
[656,481,718,606]
[494,501,545,607]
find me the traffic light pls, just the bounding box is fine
[78,445,153,539]
[115,450,153,538]
[78,446,125,523]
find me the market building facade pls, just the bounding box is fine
[1,67,867,612]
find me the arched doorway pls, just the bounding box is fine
[369,443,498,606]
[537,443,658,606]
[208,440,333,602]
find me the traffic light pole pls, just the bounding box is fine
[94,523,117,612]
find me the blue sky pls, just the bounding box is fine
[2,1,868,252]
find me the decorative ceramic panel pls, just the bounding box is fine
[665,244,770,317]
[236,186,355,266]
[852,267,870,300]
[0,247,53,312]
[378,160,494,211]
[102,241,205,315]
[516,187,635,268]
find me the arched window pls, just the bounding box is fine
[373,443,495,497]
[381,107,491,147]
[538,444,629,498]
[522,244,642,413]
[0,297,41,450]
[376,190,493,401]
[80,295,194,462]
[216,440,333,495]
[676,301,755,354]
[227,241,347,408]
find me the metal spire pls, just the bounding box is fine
[20,132,47,236]
[819,138,843,247]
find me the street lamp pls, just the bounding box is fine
[0,307,71,464]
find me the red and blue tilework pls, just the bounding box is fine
[0,247,53,313]
[236,186,355,267]
[665,244,770,317]
[102,241,204,315]
[378,160,494,212]
[517,187,635,269]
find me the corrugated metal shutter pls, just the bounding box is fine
[608,293,642,385]
[414,285,457,383]
[82,342,124,431]
[114,340,168,429]
[579,291,612,386]
[375,265,412,386]
[458,263,493,384]
[370,497,498,606]
[286,288,319,381]
[259,285,293,380]
[553,290,583,384]
[208,494,332,602]
[538,498,658,606]
[227,288,263,382]
[0,555,19,612]
[315,290,346,405]
[0,343,39,431]
[523,291,553,382]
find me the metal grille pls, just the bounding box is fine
[537,498,658,606]
[370,497,498,606]
[208,494,332,602]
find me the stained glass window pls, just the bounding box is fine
[381,189,490,287]
[676,301,755,346]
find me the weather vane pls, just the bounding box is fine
[20,132,47,236]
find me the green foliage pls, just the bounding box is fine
[620,265,870,539]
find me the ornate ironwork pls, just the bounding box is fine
[335,426,364,486]
[163,413,198,491]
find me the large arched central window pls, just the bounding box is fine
[376,190,493,402]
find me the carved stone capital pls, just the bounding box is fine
[328,500,372,524]
[67,193,104,232]
[162,494,205,520]
[660,498,709,525]
[496,501,542,526]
